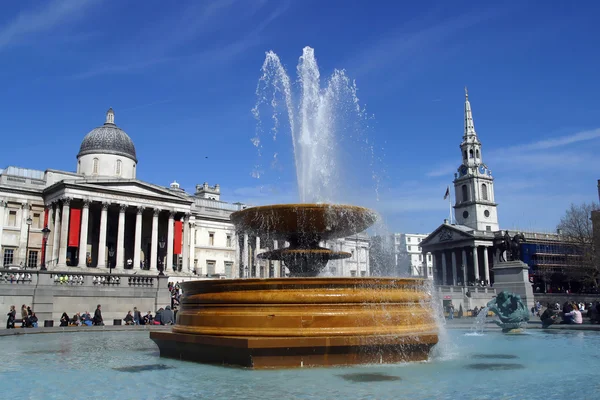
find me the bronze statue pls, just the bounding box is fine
[495,232,526,262]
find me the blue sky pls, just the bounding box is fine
[1,0,599,234]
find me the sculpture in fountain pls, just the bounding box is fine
[486,291,530,333]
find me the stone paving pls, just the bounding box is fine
[0,324,170,337]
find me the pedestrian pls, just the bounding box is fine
[6,305,16,329]
[93,304,104,326]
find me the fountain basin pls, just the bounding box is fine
[150,277,438,368]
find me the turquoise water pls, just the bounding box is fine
[1,329,599,399]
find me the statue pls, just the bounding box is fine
[486,291,530,333]
[495,232,526,262]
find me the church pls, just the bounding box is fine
[420,90,575,304]
[0,108,369,279]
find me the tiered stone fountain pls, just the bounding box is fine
[150,203,438,368]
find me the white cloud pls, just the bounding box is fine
[0,0,97,50]
[502,128,600,152]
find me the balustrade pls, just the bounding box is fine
[0,272,33,284]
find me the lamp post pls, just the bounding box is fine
[25,216,32,268]
[158,237,166,276]
[108,246,115,275]
[40,226,51,271]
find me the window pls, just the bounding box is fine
[408,246,412,251]
[8,210,17,226]
[33,213,41,228]
[224,261,233,278]
[418,247,421,252]
[461,185,469,202]
[330,266,337,275]
[77,160,81,174]
[208,232,215,246]
[116,159,122,176]
[419,255,423,261]
[3,248,14,266]
[28,251,38,268]
[428,267,433,276]
[486,226,492,232]
[351,249,355,259]
[407,237,411,242]
[206,260,216,276]
[93,158,99,174]
[481,183,488,201]
[476,149,480,158]
[469,149,473,158]
[428,255,432,262]
[350,270,357,277]
[463,151,467,160]
[360,271,366,277]
[226,235,232,247]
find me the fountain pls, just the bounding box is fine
[150,47,438,368]
[486,291,530,333]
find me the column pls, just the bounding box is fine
[188,216,195,273]
[181,213,190,273]
[451,250,458,286]
[133,207,143,270]
[483,246,490,285]
[18,203,30,262]
[77,200,90,267]
[461,248,467,286]
[0,201,5,252]
[273,240,279,278]
[97,202,108,268]
[431,252,437,284]
[255,236,261,277]
[51,203,61,265]
[243,233,249,277]
[150,209,159,271]
[115,204,126,270]
[472,246,480,282]
[58,198,71,266]
[166,211,174,271]
[441,252,447,286]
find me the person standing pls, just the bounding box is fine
[133,307,141,325]
[93,304,104,326]
[21,304,28,326]
[6,305,16,329]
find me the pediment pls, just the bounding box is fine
[421,224,474,247]
[45,178,193,205]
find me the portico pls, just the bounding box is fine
[43,179,193,273]
[420,221,496,287]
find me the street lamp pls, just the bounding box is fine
[40,226,51,271]
[25,216,32,268]
[158,237,166,276]
[108,246,115,275]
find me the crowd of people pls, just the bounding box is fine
[6,304,38,329]
[540,301,600,328]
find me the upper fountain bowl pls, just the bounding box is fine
[230,204,377,243]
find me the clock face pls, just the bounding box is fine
[478,165,486,174]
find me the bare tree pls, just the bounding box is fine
[557,202,599,288]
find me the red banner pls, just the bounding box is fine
[68,208,81,247]
[174,220,183,254]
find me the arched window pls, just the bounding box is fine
[92,158,99,175]
[463,151,467,160]
[476,149,480,158]
[461,184,468,202]
[116,159,122,176]
[481,183,488,201]
[469,149,474,158]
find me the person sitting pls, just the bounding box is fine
[562,304,583,324]
[143,311,153,325]
[161,306,174,325]
[540,304,559,328]
[154,308,163,325]
[59,312,69,327]
[81,311,92,326]
[123,311,134,325]
[28,313,38,328]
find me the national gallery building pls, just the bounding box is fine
[0,108,370,279]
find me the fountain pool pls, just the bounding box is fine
[3,329,599,399]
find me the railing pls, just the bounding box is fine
[0,271,34,284]
[0,269,162,288]
[437,285,496,295]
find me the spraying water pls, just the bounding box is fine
[252,46,369,204]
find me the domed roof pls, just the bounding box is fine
[77,108,137,162]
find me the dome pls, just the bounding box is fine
[77,109,137,162]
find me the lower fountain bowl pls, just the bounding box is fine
[150,277,439,369]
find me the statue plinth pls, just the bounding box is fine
[492,261,535,311]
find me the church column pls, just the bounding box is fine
[58,197,71,267]
[166,211,174,271]
[431,251,437,284]
[181,213,190,272]
[115,204,126,271]
[97,202,108,268]
[472,245,480,282]
[0,201,6,256]
[77,200,90,267]
[51,203,61,266]
[483,246,490,285]
[134,207,143,270]
[243,233,249,277]
[150,209,160,271]
[273,240,279,278]
[451,250,458,286]
[462,248,468,286]
[255,236,261,277]
[188,216,196,273]
[441,252,448,286]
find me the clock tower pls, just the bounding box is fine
[453,88,499,232]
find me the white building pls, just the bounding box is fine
[0,108,369,279]
[393,233,433,278]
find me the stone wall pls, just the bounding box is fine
[0,269,170,325]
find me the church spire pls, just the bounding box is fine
[464,87,476,137]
